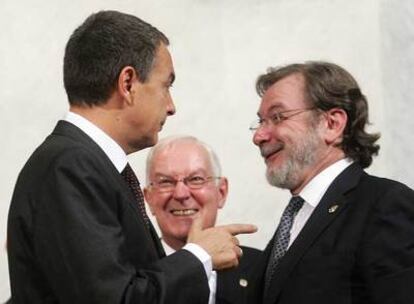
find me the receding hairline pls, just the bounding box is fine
[145,135,222,185]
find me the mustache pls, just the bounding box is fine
[260,143,284,158]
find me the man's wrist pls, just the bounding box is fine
[183,243,213,279]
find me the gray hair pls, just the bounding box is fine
[256,61,380,168]
[145,135,222,185]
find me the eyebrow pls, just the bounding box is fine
[257,104,284,118]
[153,169,208,178]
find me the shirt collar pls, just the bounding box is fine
[64,111,127,173]
[161,239,176,256]
[299,158,353,208]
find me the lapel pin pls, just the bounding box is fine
[328,204,339,213]
[239,278,248,288]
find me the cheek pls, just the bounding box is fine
[194,194,219,226]
[153,89,168,107]
[148,196,170,214]
[276,127,304,146]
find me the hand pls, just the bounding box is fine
[187,215,257,270]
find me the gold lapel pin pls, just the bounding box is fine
[328,204,339,213]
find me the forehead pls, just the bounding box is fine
[259,73,307,114]
[149,43,175,81]
[150,141,213,175]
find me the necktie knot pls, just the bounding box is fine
[121,163,140,187]
[286,196,304,216]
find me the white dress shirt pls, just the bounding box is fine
[288,158,353,247]
[64,112,214,292]
[161,239,217,304]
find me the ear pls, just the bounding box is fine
[217,177,229,209]
[117,66,139,105]
[143,187,156,215]
[321,108,348,145]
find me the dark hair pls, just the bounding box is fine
[63,10,169,106]
[256,61,380,168]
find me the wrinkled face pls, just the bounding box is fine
[124,44,176,152]
[144,141,227,247]
[252,73,325,193]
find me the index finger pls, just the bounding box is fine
[219,223,258,235]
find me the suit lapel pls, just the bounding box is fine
[149,222,166,258]
[248,241,273,304]
[264,163,364,304]
[117,166,165,258]
[52,120,165,258]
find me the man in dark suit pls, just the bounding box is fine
[7,10,256,304]
[248,61,414,304]
[144,136,261,304]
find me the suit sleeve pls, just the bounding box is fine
[33,149,209,304]
[360,182,414,303]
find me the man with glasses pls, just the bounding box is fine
[7,11,256,304]
[248,61,414,304]
[144,136,261,304]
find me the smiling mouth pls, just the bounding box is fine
[170,209,198,216]
[261,144,283,162]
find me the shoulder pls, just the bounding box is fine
[357,173,414,202]
[336,163,414,203]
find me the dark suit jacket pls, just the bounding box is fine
[7,121,209,304]
[216,246,261,304]
[248,163,414,304]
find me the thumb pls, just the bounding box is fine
[189,214,204,235]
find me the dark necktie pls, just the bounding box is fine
[264,196,304,294]
[121,163,150,228]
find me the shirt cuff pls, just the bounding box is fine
[183,243,213,280]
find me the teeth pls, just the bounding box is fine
[171,209,197,216]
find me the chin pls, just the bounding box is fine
[132,135,158,151]
[266,154,285,169]
[171,229,191,241]
[176,217,194,227]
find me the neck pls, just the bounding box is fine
[291,148,345,195]
[163,236,186,251]
[70,102,128,152]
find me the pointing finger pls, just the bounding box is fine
[219,223,258,236]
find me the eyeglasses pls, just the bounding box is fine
[249,108,315,131]
[149,175,221,193]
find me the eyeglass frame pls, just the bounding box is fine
[148,175,221,193]
[249,107,316,131]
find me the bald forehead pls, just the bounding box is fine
[149,139,214,173]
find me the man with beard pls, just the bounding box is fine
[7,10,256,304]
[144,136,261,304]
[247,61,414,304]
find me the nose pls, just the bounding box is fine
[166,93,176,116]
[252,125,271,146]
[172,180,190,201]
